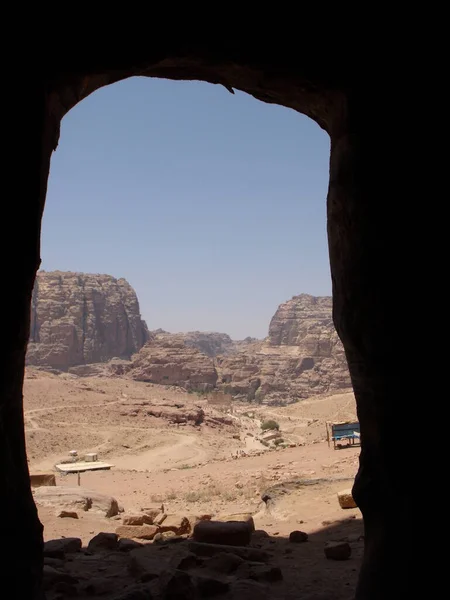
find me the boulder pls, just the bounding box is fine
[193,520,252,546]
[203,552,244,574]
[188,541,270,562]
[217,513,255,532]
[128,547,168,578]
[88,532,119,552]
[252,530,270,541]
[44,538,81,557]
[43,565,78,587]
[153,512,167,525]
[337,489,357,509]
[118,538,143,552]
[153,531,177,543]
[57,510,78,519]
[116,525,159,540]
[30,473,56,487]
[289,530,308,543]
[122,515,146,526]
[140,503,164,515]
[195,575,230,596]
[230,580,269,600]
[171,553,202,571]
[34,486,119,517]
[186,514,212,531]
[236,563,283,582]
[159,515,190,535]
[83,577,117,596]
[324,541,352,560]
[44,557,65,569]
[158,570,196,600]
[140,506,164,524]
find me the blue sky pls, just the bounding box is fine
[42,77,331,339]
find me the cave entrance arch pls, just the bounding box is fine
[5,48,410,600]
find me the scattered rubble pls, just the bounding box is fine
[33,486,119,517]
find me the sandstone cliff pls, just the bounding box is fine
[215,295,351,404]
[151,330,236,357]
[268,294,337,350]
[31,278,351,404]
[120,295,350,404]
[27,271,149,369]
[117,332,218,392]
[169,331,257,357]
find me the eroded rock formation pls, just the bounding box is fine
[153,330,235,357]
[113,295,350,404]
[151,330,257,357]
[268,294,338,349]
[215,295,350,404]
[121,332,218,391]
[27,271,148,370]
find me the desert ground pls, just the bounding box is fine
[25,368,362,599]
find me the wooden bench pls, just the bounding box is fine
[328,421,361,449]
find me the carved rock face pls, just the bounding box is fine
[27,271,149,370]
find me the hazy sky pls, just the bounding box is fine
[42,77,331,339]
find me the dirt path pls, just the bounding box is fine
[111,430,209,470]
[25,398,122,415]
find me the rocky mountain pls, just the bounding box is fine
[215,295,351,404]
[268,294,337,350]
[27,276,350,404]
[114,332,218,392]
[115,294,350,405]
[26,271,149,370]
[150,330,236,358]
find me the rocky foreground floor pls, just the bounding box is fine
[41,514,362,600]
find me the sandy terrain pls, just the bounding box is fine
[25,368,362,599]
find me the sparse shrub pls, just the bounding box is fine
[261,419,280,431]
[184,481,237,504]
[222,490,237,502]
[185,491,202,502]
[254,389,264,404]
[166,490,177,500]
[150,494,164,503]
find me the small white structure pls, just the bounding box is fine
[84,453,98,462]
[55,460,113,473]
